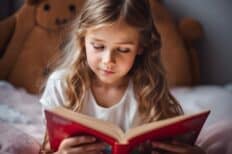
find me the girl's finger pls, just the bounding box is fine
[66,142,106,153]
[85,152,104,154]
[60,150,101,154]
[66,149,103,154]
[172,140,189,146]
[59,136,96,149]
[152,141,188,153]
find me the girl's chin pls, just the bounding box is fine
[98,78,117,84]
[95,76,123,85]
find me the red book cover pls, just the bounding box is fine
[44,107,210,154]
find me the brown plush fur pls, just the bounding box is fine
[150,0,203,87]
[0,0,85,93]
[178,17,204,85]
[0,3,35,80]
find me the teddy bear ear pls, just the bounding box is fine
[26,0,43,5]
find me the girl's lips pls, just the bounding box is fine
[102,69,114,74]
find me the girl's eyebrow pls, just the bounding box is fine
[90,37,136,45]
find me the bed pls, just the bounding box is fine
[0,80,232,154]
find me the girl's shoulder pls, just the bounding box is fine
[45,69,68,95]
[40,69,68,108]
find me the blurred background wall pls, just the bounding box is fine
[0,0,24,20]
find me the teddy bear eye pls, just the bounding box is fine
[43,3,51,11]
[69,4,76,13]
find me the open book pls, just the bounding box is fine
[45,107,210,154]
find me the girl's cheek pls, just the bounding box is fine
[88,54,100,66]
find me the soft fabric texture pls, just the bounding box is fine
[0,81,43,141]
[40,70,141,131]
[0,104,31,124]
[1,80,232,153]
[0,0,85,93]
[171,85,232,127]
[196,120,232,154]
[0,122,40,154]
[171,86,232,154]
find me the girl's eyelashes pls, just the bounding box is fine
[91,43,105,50]
[116,48,130,53]
[90,42,131,53]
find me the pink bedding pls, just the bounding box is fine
[0,81,232,154]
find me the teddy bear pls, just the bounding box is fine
[0,0,85,94]
[149,0,204,87]
[0,0,203,94]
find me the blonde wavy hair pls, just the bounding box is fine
[53,0,183,121]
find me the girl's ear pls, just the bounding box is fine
[26,0,42,5]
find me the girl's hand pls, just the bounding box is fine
[152,140,206,154]
[55,136,106,154]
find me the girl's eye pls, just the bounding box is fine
[91,43,104,50]
[117,48,130,53]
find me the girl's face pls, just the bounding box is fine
[85,20,141,86]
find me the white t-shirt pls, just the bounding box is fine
[40,70,142,132]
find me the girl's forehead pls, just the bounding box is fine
[85,20,140,43]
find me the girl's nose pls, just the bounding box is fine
[102,50,115,64]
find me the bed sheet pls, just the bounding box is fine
[0,81,232,153]
[0,81,44,142]
[171,85,232,154]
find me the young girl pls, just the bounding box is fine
[40,0,206,153]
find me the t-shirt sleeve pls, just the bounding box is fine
[40,71,67,109]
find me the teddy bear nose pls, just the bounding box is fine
[55,18,68,25]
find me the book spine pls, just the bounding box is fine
[112,143,129,154]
